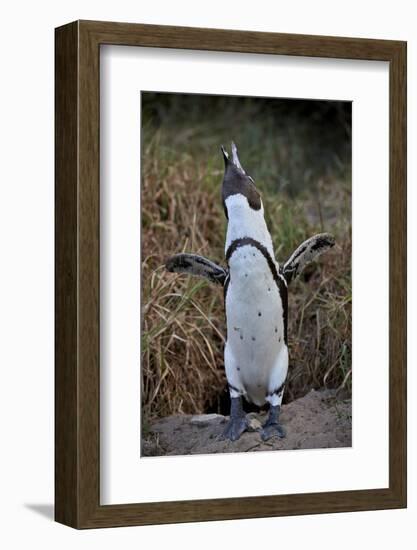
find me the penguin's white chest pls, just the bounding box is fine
[225,245,286,404]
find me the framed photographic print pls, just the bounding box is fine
[55,20,406,528]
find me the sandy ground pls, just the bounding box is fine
[142,389,351,456]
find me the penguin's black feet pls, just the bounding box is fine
[223,415,248,441]
[261,405,286,441]
[222,396,248,441]
[261,422,286,440]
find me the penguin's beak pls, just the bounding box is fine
[221,145,230,168]
[231,141,246,175]
[221,142,261,217]
[221,142,247,176]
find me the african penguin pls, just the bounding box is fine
[166,142,335,441]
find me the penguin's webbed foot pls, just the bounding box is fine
[221,396,248,441]
[261,405,286,441]
[222,415,249,441]
[260,422,286,441]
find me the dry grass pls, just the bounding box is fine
[141,131,351,423]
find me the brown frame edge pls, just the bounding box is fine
[55,20,407,528]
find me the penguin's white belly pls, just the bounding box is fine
[225,245,286,405]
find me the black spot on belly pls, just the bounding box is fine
[245,273,248,277]
[252,336,256,341]
[275,327,278,333]
[240,335,243,340]
[258,312,262,317]
[237,367,240,371]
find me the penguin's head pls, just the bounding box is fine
[221,142,262,220]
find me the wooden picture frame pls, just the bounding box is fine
[55,20,407,528]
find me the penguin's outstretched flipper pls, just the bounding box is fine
[165,253,228,285]
[280,233,335,285]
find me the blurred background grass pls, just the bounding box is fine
[141,91,351,424]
